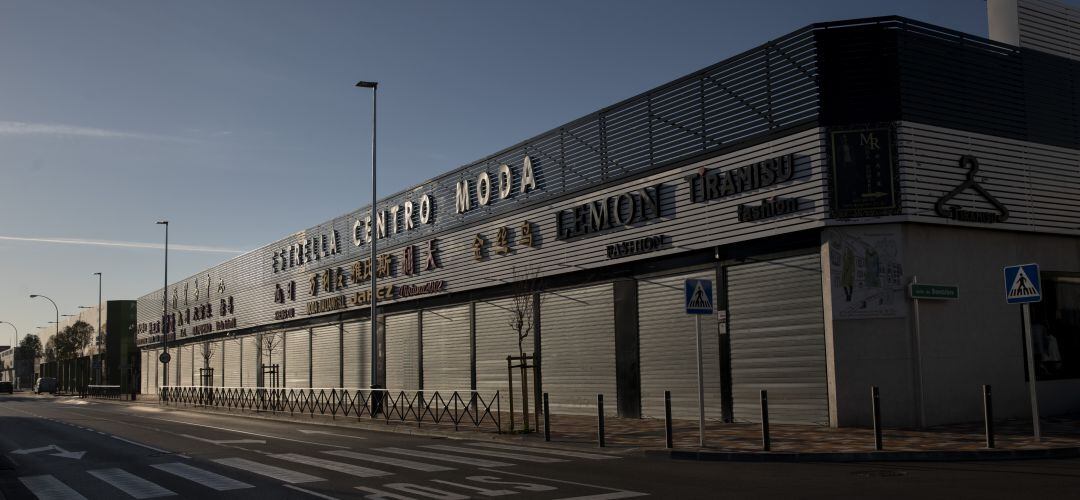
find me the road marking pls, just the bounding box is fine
[477,468,648,500]
[422,444,567,463]
[376,447,512,467]
[213,457,324,483]
[297,429,366,440]
[148,418,348,448]
[269,453,391,478]
[465,442,619,460]
[19,475,87,500]
[110,435,176,455]
[322,450,455,472]
[283,484,340,500]
[88,468,176,498]
[12,444,86,460]
[180,434,267,445]
[151,462,254,491]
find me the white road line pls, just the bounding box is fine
[213,457,324,484]
[465,442,619,460]
[322,450,455,472]
[422,444,567,463]
[148,418,348,448]
[282,484,340,500]
[88,468,176,499]
[269,453,391,478]
[477,468,648,500]
[19,475,87,500]
[151,462,254,491]
[110,435,176,455]
[376,447,512,467]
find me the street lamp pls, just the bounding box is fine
[356,80,379,390]
[31,294,60,390]
[93,272,102,385]
[156,220,169,391]
[0,321,16,388]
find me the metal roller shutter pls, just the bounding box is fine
[728,253,828,425]
[475,298,524,412]
[421,305,471,392]
[181,345,194,386]
[154,348,162,393]
[385,313,420,390]
[284,329,310,388]
[312,324,340,388]
[224,340,241,387]
[638,270,723,420]
[541,283,618,416]
[215,341,225,388]
[242,335,257,387]
[142,350,151,394]
[342,321,371,389]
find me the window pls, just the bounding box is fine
[1030,275,1080,381]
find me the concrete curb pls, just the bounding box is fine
[653,446,1080,462]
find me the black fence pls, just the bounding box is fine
[158,386,501,432]
[84,385,124,400]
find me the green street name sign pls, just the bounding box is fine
[909,283,960,300]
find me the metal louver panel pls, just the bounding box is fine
[421,305,471,392]
[312,324,340,388]
[475,298,523,412]
[342,321,371,389]
[385,313,420,390]
[284,329,310,388]
[224,340,241,387]
[541,283,617,416]
[638,270,723,420]
[728,252,828,425]
[241,335,257,387]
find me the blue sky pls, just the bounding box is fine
[0,0,988,344]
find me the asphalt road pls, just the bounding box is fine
[1,394,1079,499]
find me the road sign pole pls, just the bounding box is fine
[695,313,705,448]
[1021,302,1041,441]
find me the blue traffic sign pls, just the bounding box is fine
[685,279,714,315]
[1004,263,1042,304]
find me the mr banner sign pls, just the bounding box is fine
[1004,263,1042,304]
[685,279,714,315]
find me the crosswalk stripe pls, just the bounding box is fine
[421,444,567,463]
[323,450,455,472]
[268,453,391,478]
[212,457,324,483]
[19,475,87,500]
[376,447,512,467]
[151,462,254,491]
[464,441,619,460]
[87,468,176,499]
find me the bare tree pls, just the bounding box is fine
[259,331,283,388]
[199,341,216,386]
[507,267,544,432]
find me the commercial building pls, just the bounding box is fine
[137,0,1080,428]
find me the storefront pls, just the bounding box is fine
[137,8,1080,428]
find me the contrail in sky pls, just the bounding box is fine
[0,235,246,254]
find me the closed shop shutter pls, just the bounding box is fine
[181,345,194,386]
[242,335,258,387]
[638,270,723,420]
[154,349,162,393]
[312,324,340,388]
[475,298,524,412]
[215,341,225,388]
[728,253,828,425]
[422,305,471,392]
[385,313,420,390]
[224,340,241,387]
[342,321,371,389]
[142,350,151,394]
[284,329,310,388]
[541,283,618,416]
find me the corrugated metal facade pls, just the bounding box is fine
[474,298,522,412]
[1018,0,1080,61]
[728,253,828,425]
[421,305,471,392]
[312,324,340,388]
[638,270,724,420]
[342,321,371,388]
[284,329,310,388]
[385,313,420,390]
[541,283,618,416]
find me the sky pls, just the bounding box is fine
[0,0,989,346]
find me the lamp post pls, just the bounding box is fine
[356,80,379,390]
[93,272,102,385]
[156,221,169,392]
[0,322,16,388]
[31,294,59,390]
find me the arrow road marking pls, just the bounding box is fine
[12,445,85,460]
[297,429,366,440]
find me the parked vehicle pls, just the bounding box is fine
[33,377,57,394]
[0,381,12,394]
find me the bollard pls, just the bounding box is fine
[543,392,551,442]
[760,389,770,451]
[983,384,995,449]
[597,393,606,448]
[664,390,673,449]
[872,385,883,451]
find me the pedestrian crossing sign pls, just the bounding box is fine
[1004,263,1042,304]
[685,279,714,315]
